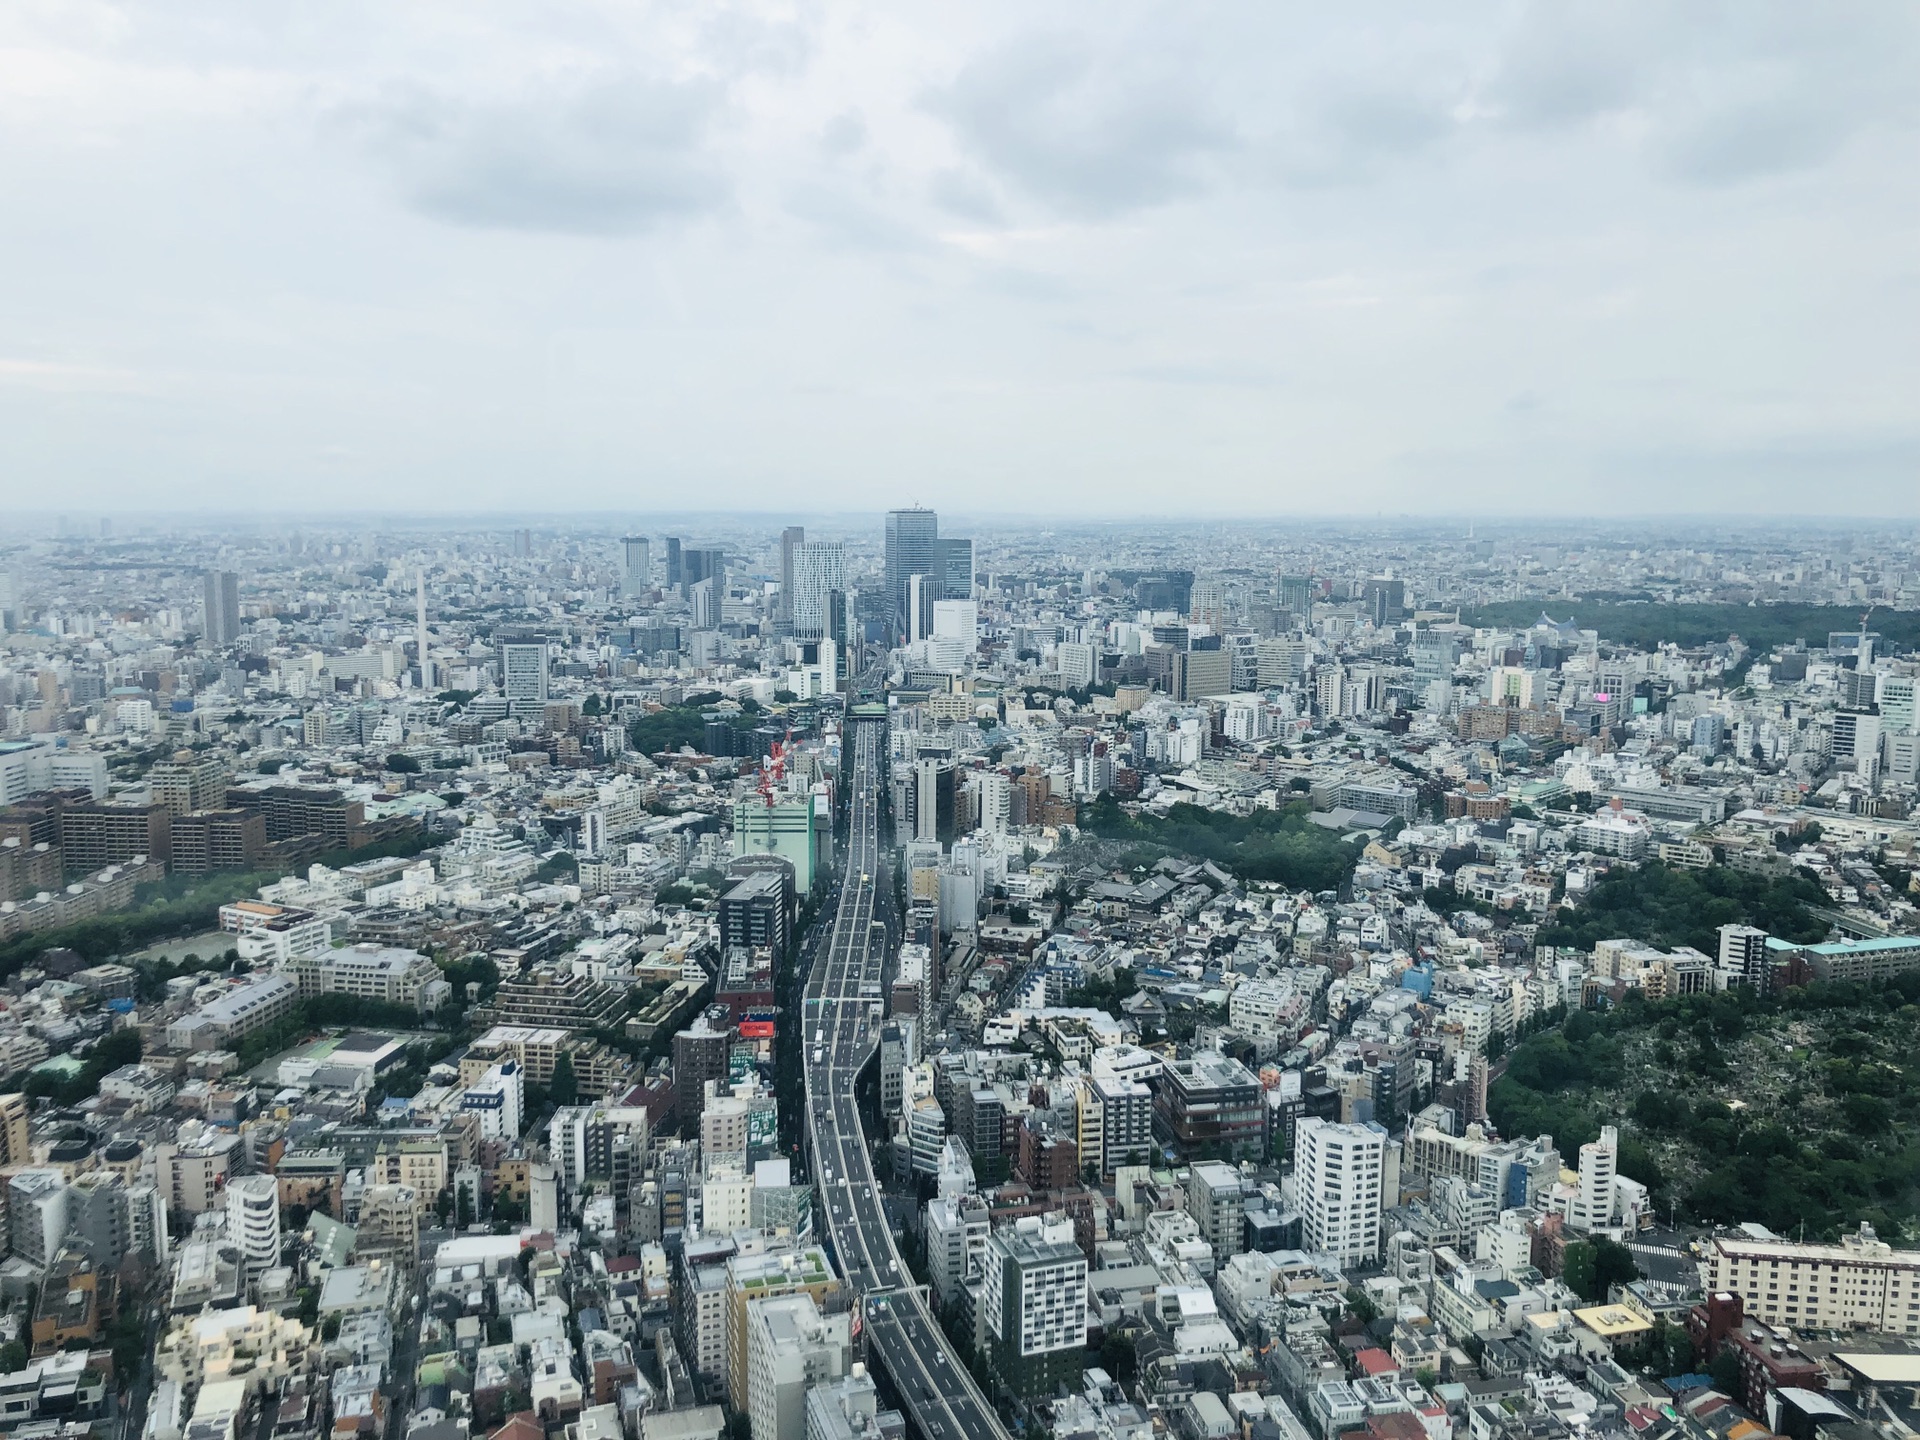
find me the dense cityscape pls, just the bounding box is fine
[0,513,1916,1440]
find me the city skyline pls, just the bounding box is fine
[3,3,1917,517]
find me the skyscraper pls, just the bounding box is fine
[415,568,432,690]
[792,541,846,638]
[938,537,974,600]
[906,573,936,644]
[622,536,651,599]
[202,570,240,647]
[502,643,549,708]
[778,526,805,624]
[664,537,683,589]
[884,508,939,639]
[683,547,726,598]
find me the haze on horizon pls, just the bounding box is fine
[1,1,1916,519]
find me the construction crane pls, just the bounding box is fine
[755,728,795,808]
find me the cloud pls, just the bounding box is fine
[925,32,1234,217]
[1482,1,1920,185]
[342,73,731,235]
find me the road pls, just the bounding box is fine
[803,717,1010,1440]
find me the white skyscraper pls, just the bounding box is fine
[501,643,548,707]
[1295,1118,1387,1267]
[792,542,847,638]
[225,1173,281,1272]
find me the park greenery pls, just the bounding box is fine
[1078,794,1363,893]
[1533,860,1830,956]
[1489,976,1920,1240]
[627,703,768,756]
[1459,600,1920,655]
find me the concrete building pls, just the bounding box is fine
[224,1174,281,1273]
[1295,1118,1387,1268]
[1701,1223,1920,1334]
[981,1213,1088,1398]
[744,1292,852,1440]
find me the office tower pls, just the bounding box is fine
[906,574,935,644]
[683,547,726,597]
[512,529,532,558]
[225,1173,281,1271]
[791,541,846,638]
[416,568,433,690]
[1833,709,1881,763]
[622,536,652,599]
[1295,1117,1387,1266]
[778,526,804,623]
[938,536,974,600]
[1279,573,1316,618]
[665,537,684,589]
[885,508,939,638]
[982,1214,1088,1398]
[1057,641,1098,689]
[502,643,549,706]
[691,576,722,630]
[1364,576,1405,628]
[202,569,240,647]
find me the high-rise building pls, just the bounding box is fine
[1717,923,1771,991]
[415,568,433,690]
[225,1173,281,1272]
[665,537,684,590]
[502,643,549,707]
[778,526,805,624]
[938,537,974,600]
[683,547,726,597]
[982,1213,1088,1398]
[744,1291,851,1440]
[623,536,652,599]
[906,574,936,644]
[7,1169,68,1269]
[1295,1117,1387,1267]
[1186,1161,1247,1260]
[202,570,240,647]
[884,508,939,639]
[691,576,722,631]
[1569,1125,1618,1233]
[792,542,846,639]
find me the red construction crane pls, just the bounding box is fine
[755,728,795,807]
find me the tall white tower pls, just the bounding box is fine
[225,1174,281,1272]
[416,568,432,691]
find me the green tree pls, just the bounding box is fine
[550,1051,579,1107]
[386,752,421,773]
[1563,1237,1639,1302]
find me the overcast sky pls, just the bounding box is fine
[2,1,1917,518]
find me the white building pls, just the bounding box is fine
[744,1292,852,1440]
[461,1061,524,1141]
[224,1174,281,1273]
[924,1193,989,1308]
[1295,1118,1387,1267]
[1702,1223,1920,1335]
